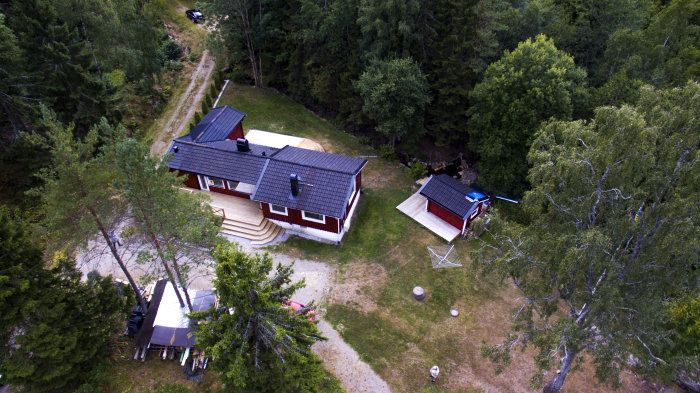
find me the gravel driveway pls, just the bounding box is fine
[79,241,392,393]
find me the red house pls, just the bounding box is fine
[165,105,367,243]
[418,174,490,235]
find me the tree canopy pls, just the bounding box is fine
[192,242,326,392]
[474,82,699,392]
[355,57,431,149]
[467,34,588,196]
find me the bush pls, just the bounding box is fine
[408,162,428,180]
[210,84,218,99]
[205,94,213,109]
[160,39,183,61]
[215,71,224,90]
[164,60,183,71]
[194,111,202,124]
[230,69,248,84]
[201,99,210,115]
[357,136,370,145]
[379,144,395,160]
[189,122,195,131]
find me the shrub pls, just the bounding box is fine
[194,111,202,124]
[205,94,213,109]
[189,122,195,131]
[357,136,370,145]
[379,144,395,160]
[160,39,182,62]
[210,84,218,99]
[408,162,428,180]
[214,70,223,89]
[202,98,210,114]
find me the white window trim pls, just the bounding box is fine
[270,204,288,216]
[197,174,209,191]
[302,210,326,224]
[470,208,480,219]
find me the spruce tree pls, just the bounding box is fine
[191,242,326,392]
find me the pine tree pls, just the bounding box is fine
[102,127,220,311]
[30,106,148,311]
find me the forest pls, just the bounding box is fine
[0,0,698,392]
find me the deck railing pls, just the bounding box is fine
[212,206,226,219]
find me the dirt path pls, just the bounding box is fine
[79,241,393,393]
[150,50,216,157]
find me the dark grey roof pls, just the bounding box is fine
[200,140,279,157]
[166,140,267,184]
[253,160,354,218]
[271,146,367,174]
[182,106,246,143]
[419,174,489,219]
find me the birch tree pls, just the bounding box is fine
[474,82,699,392]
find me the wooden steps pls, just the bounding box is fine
[219,216,283,245]
[181,188,284,245]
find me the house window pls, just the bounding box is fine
[270,204,288,216]
[302,211,325,223]
[227,180,239,190]
[470,208,480,219]
[207,177,225,188]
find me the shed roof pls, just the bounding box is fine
[419,174,489,219]
[183,106,247,143]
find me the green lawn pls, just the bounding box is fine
[214,84,641,393]
[218,84,508,392]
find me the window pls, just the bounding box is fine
[207,177,225,188]
[227,180,240,190]
[302,211,325,223]
[197,174,208,190]
[470,208,480,219]
[270,204,288,215]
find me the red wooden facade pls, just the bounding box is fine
[262,203,341,233]
[427,201,465,230]
[427,200,487,233]
[226,124,244,141]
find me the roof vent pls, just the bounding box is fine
[236,138,250,152]
[290,174,299,197]
[173,146,179,153]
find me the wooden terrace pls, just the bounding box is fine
[397,193,460,242]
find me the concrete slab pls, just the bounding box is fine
[397,193,460,242]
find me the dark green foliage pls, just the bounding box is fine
[201,98,210,115]
[379,144,395,160]
[191,242,327,392]
[210,84,218,100]
[407,162,428,180]
[0,208,51,366]
[214,70,224,90]
[474,82,699,391]
[0,210,126,391]
[189,122,196,131]
[355,58,431,148]
[467,34,588,196]
[160,39,183,63]
[205,94,213,109]
[194,111,202,124]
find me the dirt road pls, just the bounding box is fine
[150,50,216,157]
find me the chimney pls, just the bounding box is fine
[236,138,250,152]
[173,145,179,153]
[290,174,299,196]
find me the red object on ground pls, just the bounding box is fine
[284,300,316,321]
